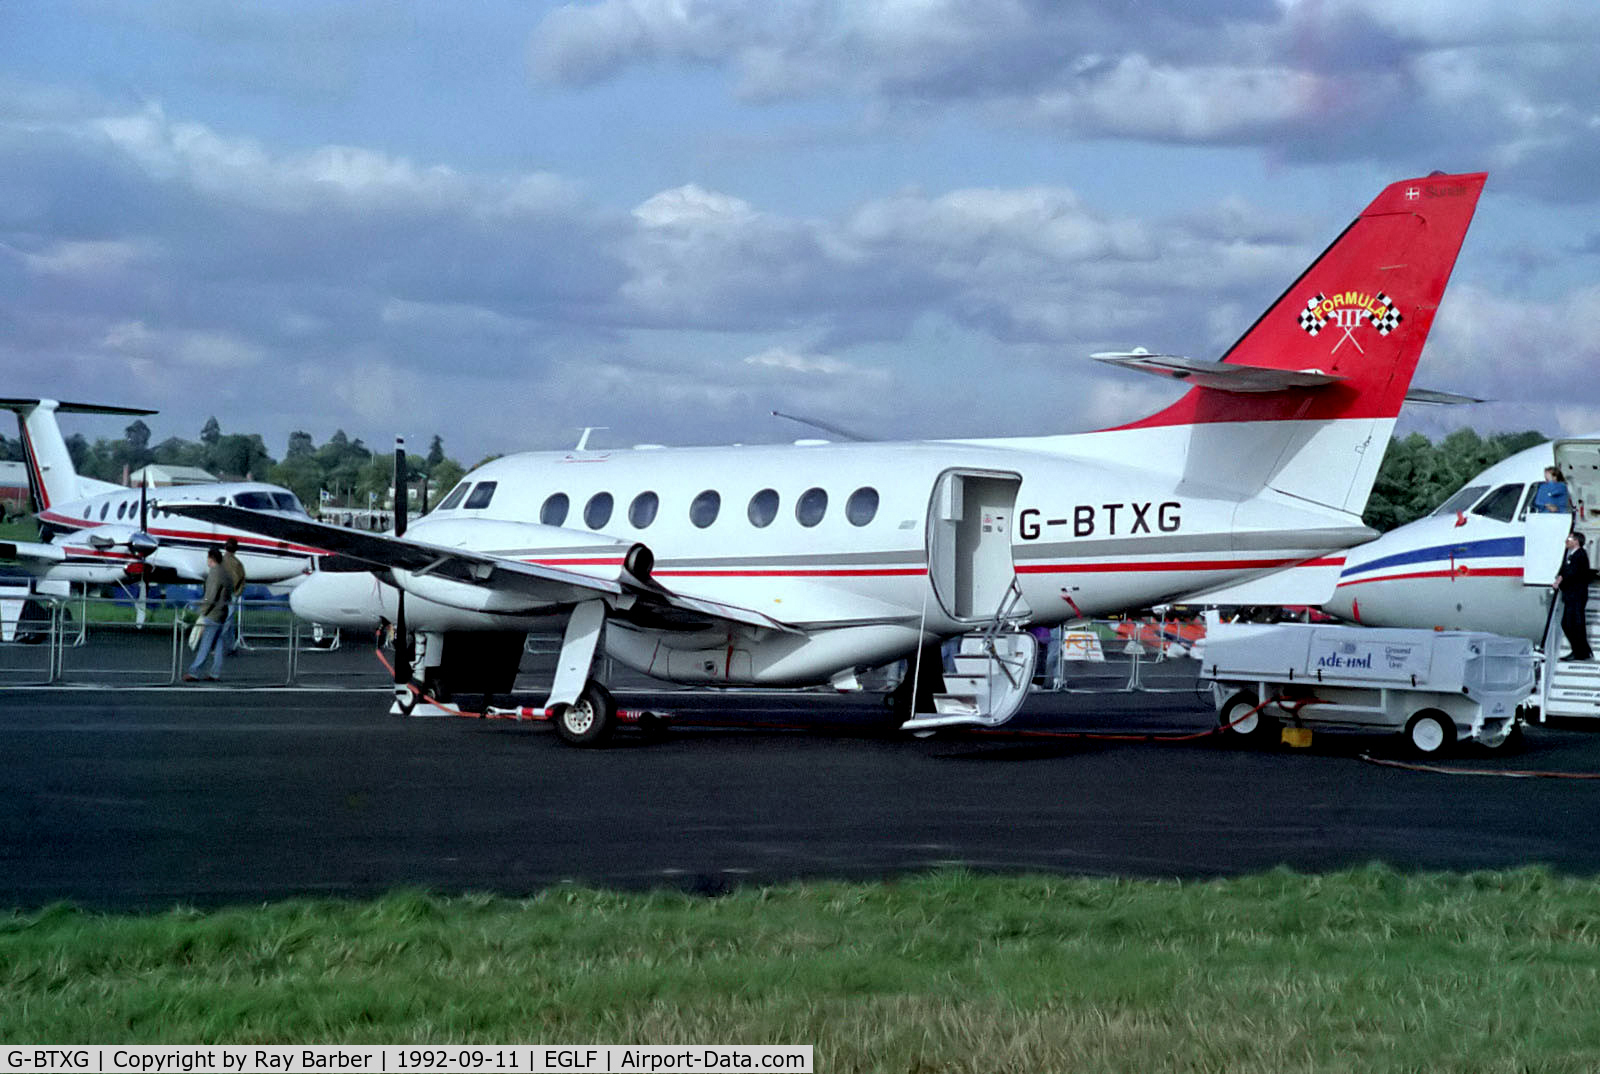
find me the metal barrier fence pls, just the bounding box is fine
[0,594,391,688]
[2,598,1203,695]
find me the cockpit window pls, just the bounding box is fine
[1471,484,1525,523]
[272,492,306,514]
[437,483,471,511]
[463,481,497,509]
[1431,485,1489,518]
[234,491,276,510]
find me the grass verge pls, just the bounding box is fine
[4,867,1600,1071]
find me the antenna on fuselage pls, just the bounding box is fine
[769,410,873,442]
[574,427,607,451]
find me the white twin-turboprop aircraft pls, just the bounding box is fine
[171,172,1489,744]
[0,399,321,589]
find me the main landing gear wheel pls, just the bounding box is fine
[1220,691,1277,746]
[1403,709,1456,758]
[553,682,617,748]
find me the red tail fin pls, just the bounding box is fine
[1116,172,1486,430]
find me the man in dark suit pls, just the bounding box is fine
[1556,532,1593,661]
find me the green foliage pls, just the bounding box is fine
[48,419,465,512]
[1365,429,1549,531]
[4,868,1600,1071]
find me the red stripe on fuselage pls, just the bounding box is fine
[1335,566,1523,588]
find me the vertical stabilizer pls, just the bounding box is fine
[0,398,157,510]
[1110,172,1486,516]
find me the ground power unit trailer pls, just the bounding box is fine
[1201,622,1536,755]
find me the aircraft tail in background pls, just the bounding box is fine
[0,399,157,511]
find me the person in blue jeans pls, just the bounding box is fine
[184,547,231,681]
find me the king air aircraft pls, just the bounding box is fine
[172,172,1487,745]
[0,399,321,593]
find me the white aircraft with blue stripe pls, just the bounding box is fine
[1322,439,1598,640]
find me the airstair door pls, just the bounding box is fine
[1553,438,1600,547]
[926,469,1028,623]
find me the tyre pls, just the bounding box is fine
[1219,691,1276,744]
[553,681,617,747]
[1403,709,1456,757]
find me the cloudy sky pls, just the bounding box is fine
[2,0,1597,464]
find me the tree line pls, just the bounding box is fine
[0,417,468,512]
[0,419,1551,530]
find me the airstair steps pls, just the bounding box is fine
[902,629,1038,732]
[1540,590,1600,718]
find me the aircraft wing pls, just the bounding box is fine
[165,503,795,632]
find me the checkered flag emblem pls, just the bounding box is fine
[1298,294,1327,336]
[1368,292,1401,335]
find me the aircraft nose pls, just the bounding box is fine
[290,570,355,623]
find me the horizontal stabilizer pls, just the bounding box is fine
[0,398,156,416]
[1092,352,1344,393]
[1178,557,1346,607]
[1404,386,1484,405]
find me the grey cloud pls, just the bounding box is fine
[530,0,1598,202]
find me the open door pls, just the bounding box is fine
[1553,439,1600,547]
[926,469,1028,623]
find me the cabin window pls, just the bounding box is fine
[846,487,879,526]
[748,488,779,528]
[437,483,470,511]
[629,491,659,529]
[1431,485,1488,517]
[100,502,109,520]
[584,492,613,529]
[690,490,721,528]
[116,501,128,520]
[540,492,569,526]
[464,481,497,510]
[1471,484,1525,523]
[796,487,828,527]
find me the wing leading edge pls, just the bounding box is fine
[165,503,797,632]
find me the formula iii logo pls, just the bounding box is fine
[1296,290,1401,354]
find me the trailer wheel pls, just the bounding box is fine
[1403,709,1455,757]
[1220,691,1276,744]
[552,682,617,748]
